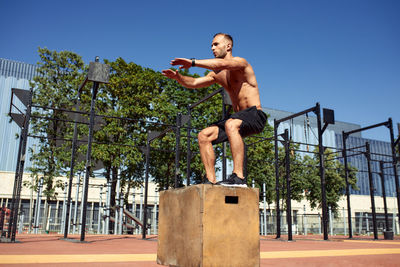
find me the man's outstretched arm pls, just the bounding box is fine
[170,57,248,72]
[161,69,216,89]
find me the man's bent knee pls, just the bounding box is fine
[198,127,218,144]
[198,131,208,144]
[225,119,242,134]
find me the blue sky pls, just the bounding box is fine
[1,0,399,141]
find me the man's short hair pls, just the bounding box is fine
[214,33,233,48]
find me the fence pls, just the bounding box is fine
[0,200,159,236]
[2,198,399,238]
[259,211,399,236]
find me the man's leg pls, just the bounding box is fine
[198,126,219,183]
[225,118,244,179]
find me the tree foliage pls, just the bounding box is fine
[302,148,358,214]
[27,48,86,200]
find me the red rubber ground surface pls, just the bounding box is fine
[1,234,399,266]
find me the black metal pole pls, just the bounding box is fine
[379,161,390,232]
[222,90,227,181]
[174,113,181,188]
[0,206,5,237]
[342,132,353,238]
[365,142,378,240]
[64,98,81,238]
[274,119,281,239]
[80,80,99,242]
[12,108,31,241]
[186,107,191,186]
[316,103,328,240]
[388,118,400,232]
[397,122,400,162]
[7,123,24,240]
[142,141,150,239]
[284,129,293,241]
[8,88,32,242]
[244,143,248,182]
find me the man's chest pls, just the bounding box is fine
[214,70,243,89]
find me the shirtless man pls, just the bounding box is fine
[162,33,267,187]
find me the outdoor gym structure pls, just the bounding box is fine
[273,103,335,241]
[341,119,400,240]
[4,57,400,243]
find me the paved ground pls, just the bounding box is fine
[1,234,400,266]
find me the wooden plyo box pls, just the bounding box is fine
[157,184,260,267]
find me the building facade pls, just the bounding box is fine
[0,58,38,172]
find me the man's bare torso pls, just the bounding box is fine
[211,58,262,112]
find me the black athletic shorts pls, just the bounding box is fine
[211,106,268,145]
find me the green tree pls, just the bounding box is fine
[303,148,358,214]
[93,57,164,207]
[27,47,86,201]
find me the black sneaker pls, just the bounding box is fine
[202,175,217,185]
[218,173,247,187]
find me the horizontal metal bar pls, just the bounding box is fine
[286,140,319,148]
[30,115,89,125]
[345,144,366,151]
[344,152,365,158]
[27,134,145,148]
[291,148,319,155]
[322,145,342,151]
[369,157,395,163]
[245,158,280,165]
[189,88,223,110]
[245,136,275,146]
[369,151,393,158]
[32,105,90,116]
[357,170,395,176]
[275,105,317,124]
[97,113,176,128]
[344,120,389,136]
[289,162,318,168]
[324,156,343,162]
[27,134,85,143]
[32,103,224,132]
[382,165,397,169]
[148,127,174,143]
[324,150,340,156]
[330,153,387,161]
[378,160,396,165]
[357,170,380,174]
[246,135,275,140]
[32,105,179,128]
